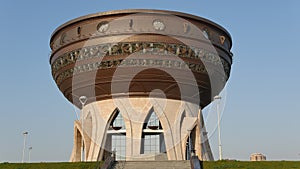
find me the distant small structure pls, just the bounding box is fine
[250,153,266,161]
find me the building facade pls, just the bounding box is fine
[49,9,233,161]
[250,153,267,161]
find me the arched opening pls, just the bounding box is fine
[104,109,126,161]
[185,126,196,160]
[74,129,83,161]
[140,109,166,158]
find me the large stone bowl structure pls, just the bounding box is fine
[49,9,233,162]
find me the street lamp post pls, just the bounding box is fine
[22,131,28,163]
[79,96,87,162]
[28,147,32,163]
[214,95,222,160]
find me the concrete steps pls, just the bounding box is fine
[112,160,191,169]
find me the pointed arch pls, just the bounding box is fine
[106,108,120,126]
[71,121,91,162]
[140,108,166,156]
[103,108,127,161]
[143,108,162,130]
[184,125,197,160]
[96,107,120,161]
[71,128,82,162]
[180,111,186,130]
[108,108,126,130]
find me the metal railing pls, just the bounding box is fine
[115,160,126,169]
[96,151,116,169]
[190,150,202,169]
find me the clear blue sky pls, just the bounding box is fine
[0,0,299,162]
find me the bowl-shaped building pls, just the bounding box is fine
[50,9,232,161]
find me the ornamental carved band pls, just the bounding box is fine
[52,42,231,84]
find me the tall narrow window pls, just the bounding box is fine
[141,110,166,155]
[186,127,196,160]
[105,109,126,160]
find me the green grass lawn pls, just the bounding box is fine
[202,161,300,169]
[0,162,102,169]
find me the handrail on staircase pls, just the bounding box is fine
[99,151,116,169]
[190,149,202,169]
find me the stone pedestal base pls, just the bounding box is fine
[70,98,213,161]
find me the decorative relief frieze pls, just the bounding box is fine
[51,18,230,52]
[55,59,229,85]
[52,42,231,75]
[54,58,212,85]
[60,32,67,45]
[183,22,190,34]
[202,29,210,39]
[219,36,226,45]
[97,21,109,33]
[153,20,165,31]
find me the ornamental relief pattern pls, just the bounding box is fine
[51,42,231,76]
[54,57,229,85]
[55,59,195,85]
[51,17,231,52]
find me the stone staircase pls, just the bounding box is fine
[112,160,191,169]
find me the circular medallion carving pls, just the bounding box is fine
[97,21,109,33]
[153,20,165,31]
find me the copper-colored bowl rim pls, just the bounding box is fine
[50,9,232,45]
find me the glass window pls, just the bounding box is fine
[143,134,160,154]
[141,110,166,155]
[110,110,126,130]
[106,109,126,160]
[145,111,161,129]
[112,134,126,160]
